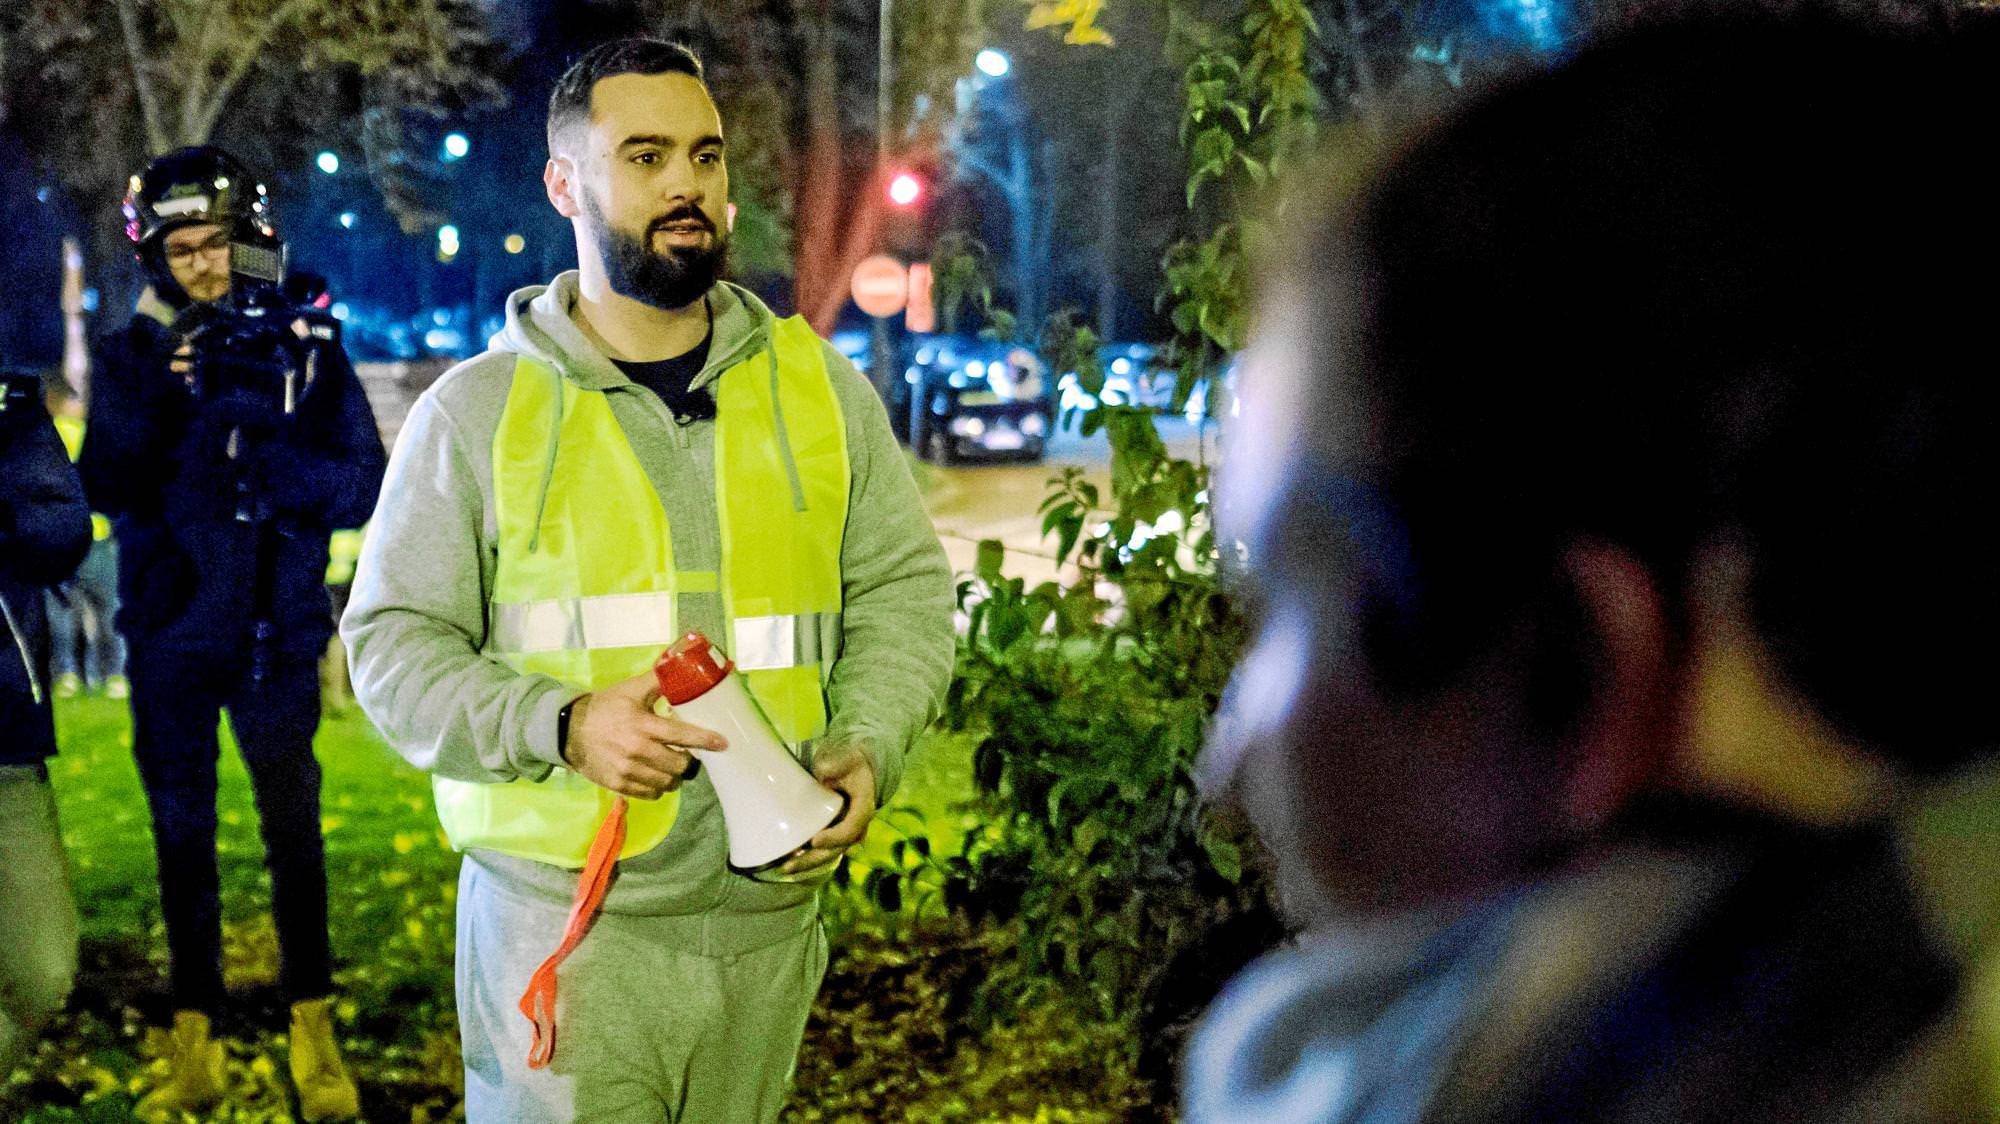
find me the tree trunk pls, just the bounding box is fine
[60,238,89,402]
[1006,132,1038,338]
[791,14,884,336]
[1097,86,1125,341]
[0,25,11,126]
[113,0,170,154]
[1333,0,1384,129]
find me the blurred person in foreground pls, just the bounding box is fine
[0,369,90,1089]
[79,146,385,1120]
[343,38,953,1122]
[1186,15,2000,1124]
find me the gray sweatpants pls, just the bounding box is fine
[0,764,79,1077]
[455,859,828,1123]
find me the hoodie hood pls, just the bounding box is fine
[492,270,777,392]
[489,270,808,552]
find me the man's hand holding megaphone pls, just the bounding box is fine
[776,742,877,878]
[558,669,877,876]
[561,670,727,799]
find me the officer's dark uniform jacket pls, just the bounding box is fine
[1,395,93,766]
[79,295,386,660]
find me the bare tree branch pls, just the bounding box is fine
[176,0,229,143]
[188,0,316,142]
[113,0,171,153]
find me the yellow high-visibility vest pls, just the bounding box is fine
[326,527,365,586]
[432,316,850,868]
[51,414,111,543]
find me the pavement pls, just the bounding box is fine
[923,415,1216,589]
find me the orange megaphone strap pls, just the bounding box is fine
[517,797,626,1070]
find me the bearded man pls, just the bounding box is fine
[342,38,954,1124]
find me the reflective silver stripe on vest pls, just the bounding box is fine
[732,612,839,671]
[488,597,838,665]
[489,592,677,654]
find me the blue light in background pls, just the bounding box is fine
[1513,0,1557,48]
[443,133,471,160]
[976,49,1011,78]
[316,151,340,174]
[338,211,357,229]
[1474,0,1566,52]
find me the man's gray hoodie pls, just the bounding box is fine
[342,272,953,947]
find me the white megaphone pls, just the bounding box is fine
[653,631,846,877]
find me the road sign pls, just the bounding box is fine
[905,262,935,333]
[851,254,909,317]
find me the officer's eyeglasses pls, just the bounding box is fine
[164,233,231,267]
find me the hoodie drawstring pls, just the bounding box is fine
[0,593,43,706]
[527,365,564,554]
[764,328,808,513]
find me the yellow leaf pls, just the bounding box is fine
[1025,0,1115,46]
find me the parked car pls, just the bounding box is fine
[903,337,1053,463]
[1052,342,1238,427]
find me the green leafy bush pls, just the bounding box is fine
[911,0,1324,1093]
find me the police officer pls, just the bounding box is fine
[78,146,385,1121]
[0,367,90,1089]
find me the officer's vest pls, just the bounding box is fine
[326,527,365,587]
[51,414,111,543]
[432,316,851,868]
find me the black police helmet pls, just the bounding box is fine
[122,146,276,248]
[123,147,281,299]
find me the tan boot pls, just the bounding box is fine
[288,997,360,1121]
[135,1009,226,1121]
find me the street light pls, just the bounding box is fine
[443,133,470,160]
[976,49,1011,78]
[337,211,357,229]
[316,151,340,174]
[888,172,923,207]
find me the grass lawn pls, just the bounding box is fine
[8,691,1158,1122]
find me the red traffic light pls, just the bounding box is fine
[887,172,923,207]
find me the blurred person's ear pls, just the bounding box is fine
[1555,541,1676,835]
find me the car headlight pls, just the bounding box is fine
[950,416,986,438]
[1020,413,1046,437]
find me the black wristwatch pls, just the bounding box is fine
[556,697,578,761]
